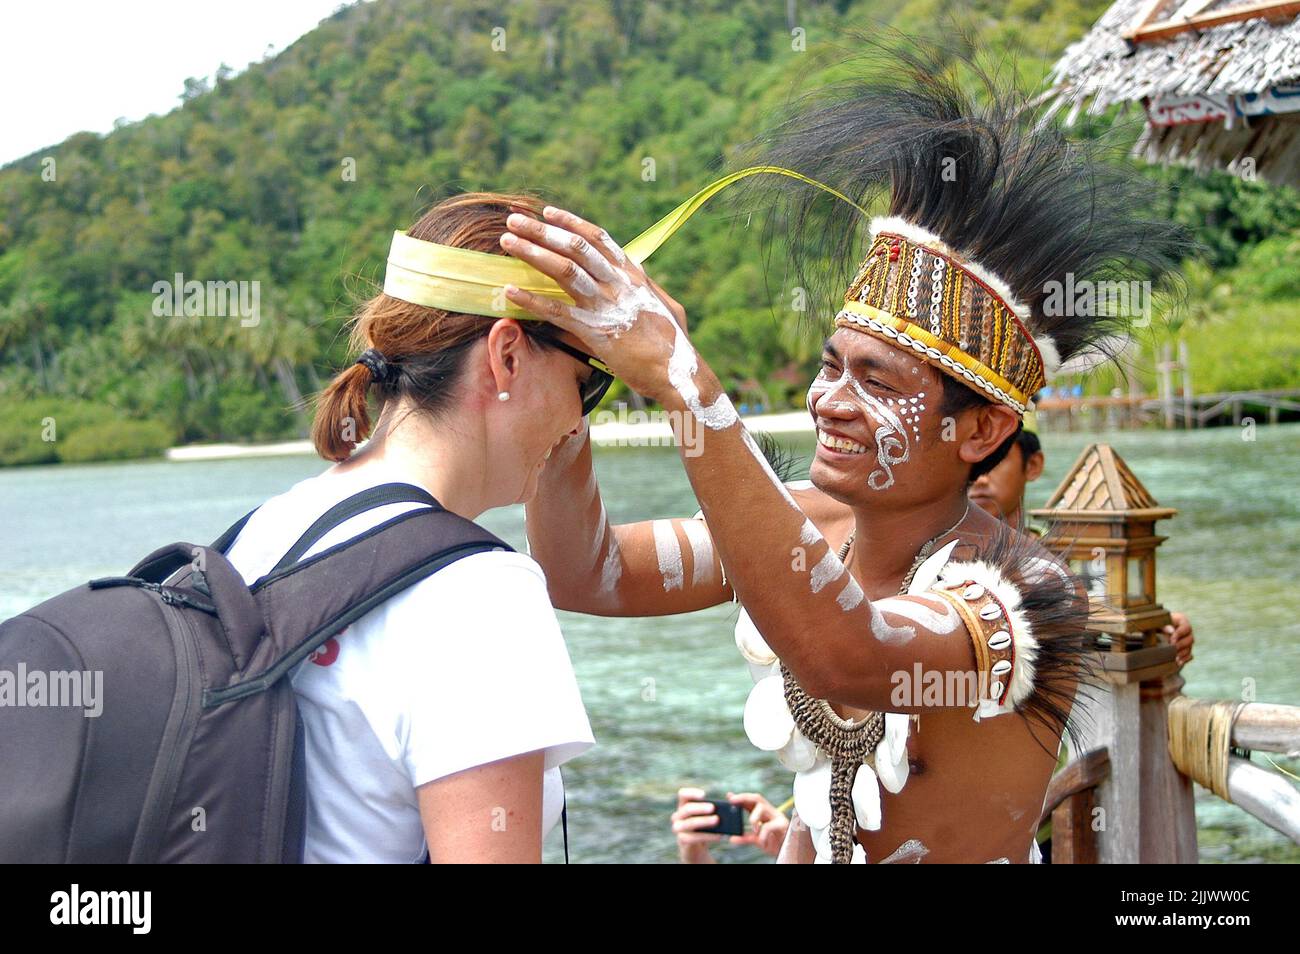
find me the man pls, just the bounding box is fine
[668,422,1194,862]
[501,53,1185,862]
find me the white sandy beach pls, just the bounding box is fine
[165,410,815,461]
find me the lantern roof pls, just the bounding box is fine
[1033,443,1178,521]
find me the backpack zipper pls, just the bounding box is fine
[129,599,202,862]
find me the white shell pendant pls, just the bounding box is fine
[746,658,779,684]
[852,762,883,831]
[874,713,911,794]
[988,630,1012,651]
[743,676,795,751]
[777,728,819,772]
[851,843,867,864]
[735,608,777,666]
[810,821,833,861]
[793,759,833,830]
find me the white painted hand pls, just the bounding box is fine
[499,206,698,407]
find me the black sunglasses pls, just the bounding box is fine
[532,334,615,415]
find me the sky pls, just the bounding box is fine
[0,0,364,165]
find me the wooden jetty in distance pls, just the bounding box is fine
[1035,388,1300,431]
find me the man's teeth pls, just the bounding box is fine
[817,429,868,454]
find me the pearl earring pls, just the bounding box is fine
[497,391,510,402]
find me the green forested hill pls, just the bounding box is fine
[2,0,1297,464]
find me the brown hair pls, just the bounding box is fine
[311,192,553,461]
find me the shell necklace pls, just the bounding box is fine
[780,502,970,863]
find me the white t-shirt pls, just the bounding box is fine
[224,462,594,863]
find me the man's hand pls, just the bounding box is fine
[500,206,690,406]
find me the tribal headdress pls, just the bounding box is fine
[737,42,1186,415]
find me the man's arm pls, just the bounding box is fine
[525,417,734,616]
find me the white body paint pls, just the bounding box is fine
[651,519,684,591]
[878,838,930,864]
[874,595,963,634]
[836,577,865,611]
[680,518,715,587]
[666,318,739,430]
[809,548,845,595]
[869,601,917,645]
[740,429,802,512]
[600,530,623,593]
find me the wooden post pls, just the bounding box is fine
[1052,789,1099,864]
[1158,343,1175,429]
[1041,747,1110,863]
[1070,669,1196,861]
[1071,674,1141,862]
[1142,675,1199,861]
[1179,339,1194,430]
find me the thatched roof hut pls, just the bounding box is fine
[1048,1,1300,187]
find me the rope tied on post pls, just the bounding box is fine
[1167,696,1245,802]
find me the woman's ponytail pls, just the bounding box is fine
[311,361,376,462]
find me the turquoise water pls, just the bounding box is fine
[2,422,1297,863]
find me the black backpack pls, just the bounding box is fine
[0,482,511,862]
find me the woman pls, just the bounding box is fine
[222,192,604,862]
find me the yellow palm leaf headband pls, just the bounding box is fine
[382,166,869,320]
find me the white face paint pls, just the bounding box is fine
[878,838,930,864]
[847,378,912,491]
[807,361,928,492]
[874,595,963,634]
[680,519,715,587]
[651,519,685,592]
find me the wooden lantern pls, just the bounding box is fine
[1029,443,1180,684]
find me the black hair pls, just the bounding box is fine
[1015,428,1042,464]
[936,374,1018,483]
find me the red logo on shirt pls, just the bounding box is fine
[310,635,341,666]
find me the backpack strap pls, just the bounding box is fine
[203,503,512,708]
[212,509,256,554]
[265,483,438,576]
[209,482,437,560]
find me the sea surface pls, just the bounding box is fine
[2,422,1297,863]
